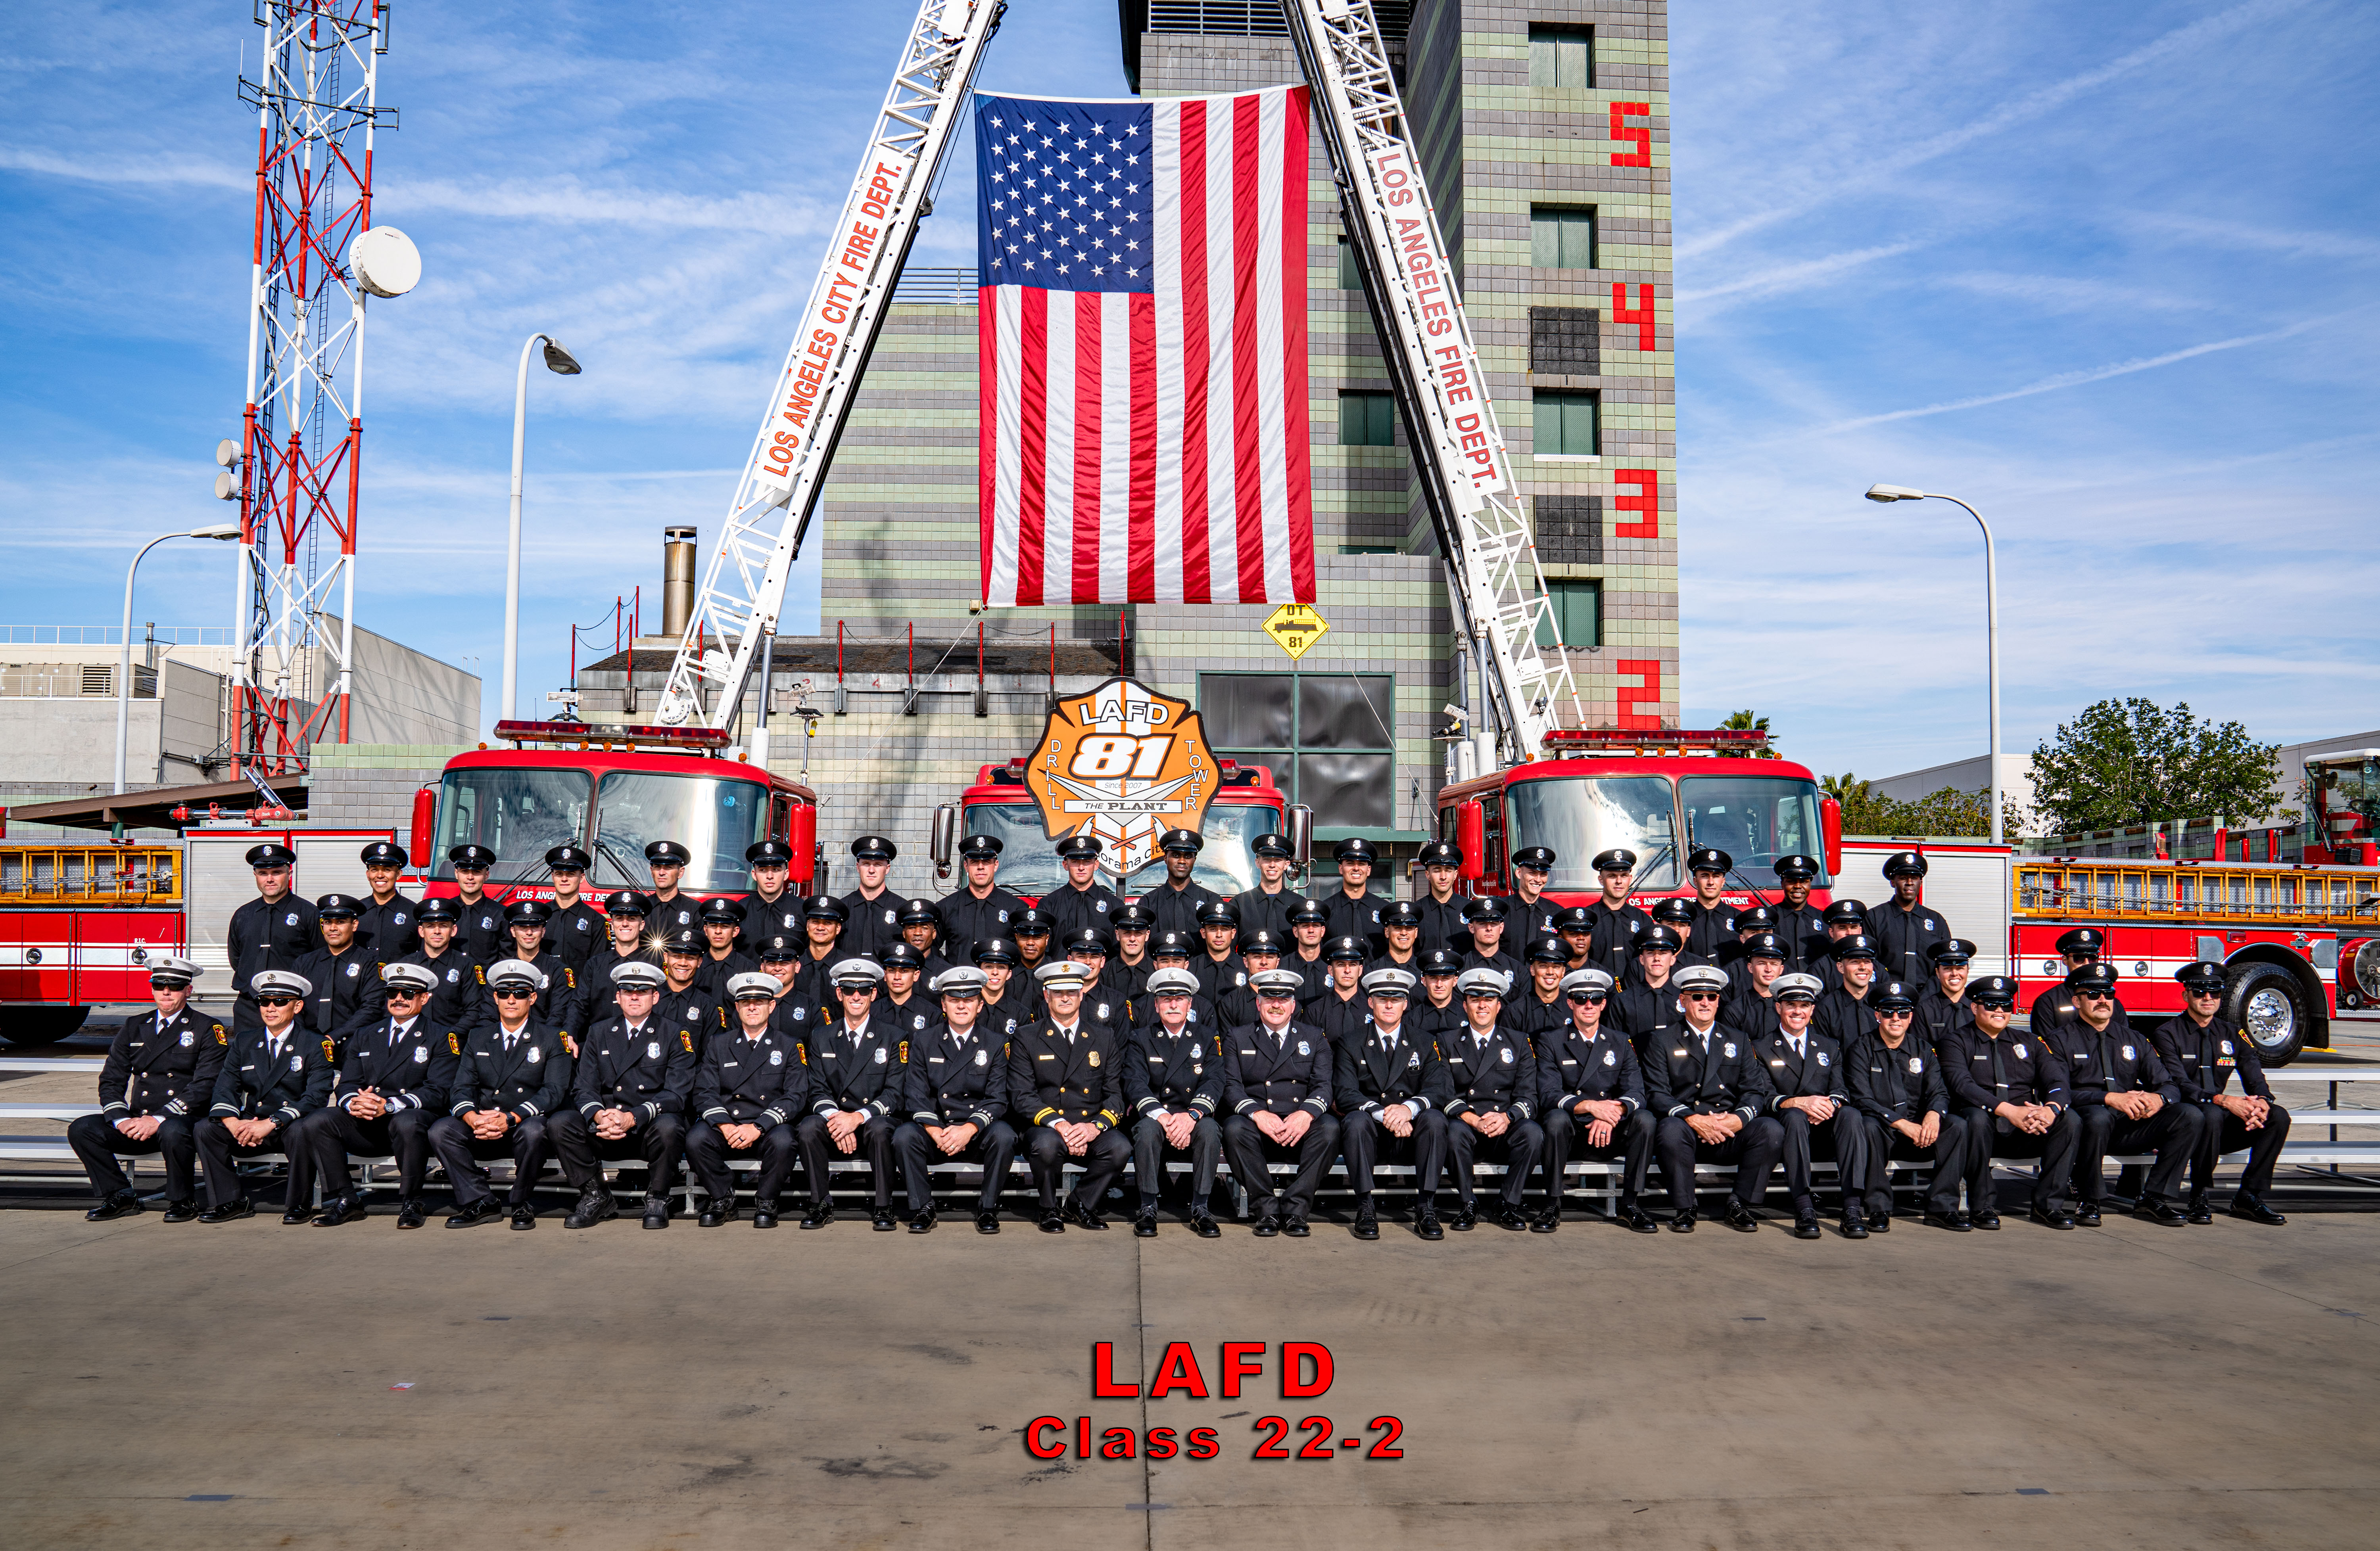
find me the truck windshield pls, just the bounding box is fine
[1503,776,1679,890]
[590,771,770,893]
[1680,775,1831,887]
[432,768,592,883]
[965,799,1276,899]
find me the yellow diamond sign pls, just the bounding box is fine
[1262,603,1329,660]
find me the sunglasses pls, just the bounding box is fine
[1681,991,1721,1002]
[493,989,534,1001]
[1257,990,1297,1000]
[2074,991,2113,1002]
[1566,992,1608,1005]
[257,996,301,1008]
[2187,987,2222,997]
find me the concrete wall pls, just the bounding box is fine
[306,743,469,832]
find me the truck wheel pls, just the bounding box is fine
[2226,964,2306,1067]
[1,1005,90,1045]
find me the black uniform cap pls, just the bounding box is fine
[545,842,592,871]
[449,844,497,870]
[2175,960,2227,991]
[958,833,1003,859]
[1379,900,1421,928]
[1112,903,1156,930]
[314,892,362,918]
[1649,898,1696,927]
[1055,834,1102,860]
[415,895,462,923]
[1287,896,1330,926]
[1010,908,1054,936]
[802,894,849,922]
[1461,896,1508,923]
[360,840,408,867]
[1332,838,1377,863]
[1511,845,1557,870]
[972,937,1021,967]
[896,899,943,928]
[1870,979,1918,1012]
[849,834,897,862]
[659,929,703,954]
[1196,900,1240,928]
[1251,832,1292,859]
[1591,848,1637,873]
[1928,937,1977,965]
[1829,933,1880,963]
[745,839,795,866]
[1554,904,1594,932]
[644,840,692,867]
[756,934,800,962]
[1525,935,1572,964]
[1739,932,1787,961]
[1822,899,1869,926]
[699,897,747,925]
[1159,827,1204,854]
[246,843,296,868]
[1324,934,1370,963]
[1418,949,1462,975]
[2067,962,2120,994]
[504,898,554,927]
[1417,840,1461,868]
[1688,847,1733,874]
[1150,931,1194,960]
[1772,853,1820,882]
[879,943,925,971]
[1238,929,1285,956]
[1637,925,1683,954]
[1065,928,1115,958]
[1968,975,2019,1007]
[1882,850,1929,879]
[2054,928,2103,956]
[601,889,650,917]
[1734,905,1777,932]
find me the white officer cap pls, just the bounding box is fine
[727,970,782,1001]
[484,960,548,994]
[381,962,438,994]
[1032,959,1092,991]
[1248,968,1304,996]
[929,965,987,999]
[1673,964,1730,995]
[1142,966,1200,998]
[609,960,666,991]
[829,957,887,990]
[147,954,201,987]
[1559,967,1616,997]
[1773,972,1823,1003]
[250,968,312,999]
[1455,966,1511,999]
[1362,966,1417,997]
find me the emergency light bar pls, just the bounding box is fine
[493,720,734,751]
[1541,728,1773,755]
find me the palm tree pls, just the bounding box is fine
[1722,709,1779,758]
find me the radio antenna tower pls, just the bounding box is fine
[226,1,414,777]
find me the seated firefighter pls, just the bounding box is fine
[1436,968,1540,1235]
[685,971,812,1229]
[1332,966,1453,1242]
[894,964,1019,1235]
[196,967,335,1223]
[1843,978,1976,1232]
[71,953,226,1223]
[430,957,572,1230]
[293,961,460,1229]
[551,959,695,1231]
[1121,965,1226,1240]
[1534,965,1658,1235]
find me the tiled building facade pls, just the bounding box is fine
[665,0,1679,894]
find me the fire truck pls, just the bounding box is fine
[930,759,1300,901]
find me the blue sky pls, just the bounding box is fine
[3,0,2374,786]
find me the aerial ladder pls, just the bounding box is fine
[653,0,1582,772]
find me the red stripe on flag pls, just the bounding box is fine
[1016,287,1048,607]
[1281,88,1315,603]
[1230,92,1266,601]
[1177,99,1211,604]
[1128,291,1156,602]
[1072,291,1103,604]
[978,287,998,602]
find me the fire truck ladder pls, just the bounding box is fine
[1285,0,1583,765]
[652,0,1003,755]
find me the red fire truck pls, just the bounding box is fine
[932,759,1297,901]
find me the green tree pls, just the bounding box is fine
[1721,709,1780,757]
[1889,786,1997,838]
[1820,772,1898,834]
[2029,698,2281,834]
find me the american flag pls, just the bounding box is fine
[975,86,1316,607]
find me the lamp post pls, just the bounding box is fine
[506,333,583,722]
[1865,484,2002,844]
[116,523,243,794]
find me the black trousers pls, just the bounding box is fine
[893,1119,1019,1211]
[1340,1106,1450,1197]
[1129,1112,1220,1207]
[2076,1101,2201,1204]
[68,1112,195,1201]
[685,1120,798,1204]
[293,1104,435,1200]
[1854,1113,1972,1217]
[195,1116,315,1209]
[1221,1111,1341,1217]
[1653,1114,1785,1208]
[1777,1106,1869,1214]
[1543,1106,1656,1205]
[2191,1100,2292,1197]
[1445,1114,1540,1205]
[794,1112,897,1208]
[1958,1105,2079,1211]
[1023,1122,1132,1209]
[428,1115,554,1207]
[549,1109,687,1200]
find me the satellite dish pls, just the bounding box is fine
[213,471,239,501]
[214,438,240,468]
[351,226,422,298]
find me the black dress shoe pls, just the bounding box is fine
[976,1208,1002,1234]
[642,1198,671,1229]
[1669,1209,1697,1233]
[2229,1194,2287,1225]
[801,1202,834,1229]
[314,1196,366,1227]
[1415,1210,1444,1241]
[565,1189,617,1229]
[396,1198,428,1230]
[752,1202,778,1229]
[1840,1210,1869,1239]
[2133,1199,2189,1226]
[1530,1207,1559,1233]
[1282,1214,1311,1238]
[1791,1212,1823,1240]
[1923,1209,1972,1232]
[1486,1205,1522,1231]
[908,1208,937,1233]
[199,1198,255,1224]
[1189,1212,1220,1238]
[1250,1212,1280,1238]
[2186,1195,2213,1225]
[282,1208,312,1225]
[161,1198,199,1223]
[872,1206,899,1231]
[86,1191,144,1222]
[698,1206,731,1227]
[2074,1203,2103,1227]
[1038,1208,1067,1233]
[1725,1200,1761,1233]
[1867,1209,1892,1233]
[1351,1206,1380,1240]
[1064,1201,1108,1230]
[1133,1209,1159,1238]
[511,1205,537,1230]
[1451,1203,1478,1232]
[1970,1210,2002,1230]
[445,1197,503,1229]
[2028,1205,2076,1230]
[1619,1204,1660,1235]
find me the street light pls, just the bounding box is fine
[1865,483,2003,844]
[116,522,243,794]
[505,333,583,721]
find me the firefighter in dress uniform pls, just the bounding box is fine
[1143,828,1221,940]
[71,953,227,1222]
[1865,851,1951,987]
[1121,964,1227,1239]
[1332,966,1453,1242]
[1937,974,2077,1230]
[1645,975,1784,1233]
[1581,849,1653,979]
[1843,978,1975,1232]
[1534,966,1658,1234]
[2041,962,2202,1227]
[2150,961,2292,1226]
[685,971,812,1229]
[894,965,1018,1235]
[1009,958,1133,1233]
[937,833,1027,955]
[294,960,459,1229]
[431,957,572,1230]
[196,967,334,1222]
[797,957,908,1231]
[1436,967,1543,1234]
[545,843,607,973]
[228,842,317,1034]
[553,959,697,1231]
[1220,966,1341,1238]
[1040,835,1123,943]
[1753,969,1870,1241]
[356,839,419,962]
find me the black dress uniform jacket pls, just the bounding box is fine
[98,1007,229,1121]
[979,986,1035,1044]
[1534,1020,1647,1118]
[1863,901,1952,987]
[1845,1033,1952,1128]
[1310,987,1372,1047]
[571,1015,698,1122]
[1222,1020,1335,1118]
[1039,880,1121,943]
[447,1022,574,1121]
[2148,1014,2273,1104]
[1415,894,1467,956]
[1334,1024,1453,1117]
[653,984,728,1049]
[228,893,318,1024]
[548,899,607,970]
[1142,878,1219,940]
[1774,901,1828,968]
[693,1025,811,1128]
[1432,1024,1531,1122]
[1757,1024,1850,1111]
[1582,900,1653,978]
[1123,1022,1225,1119]
[903,1019,1009,1129]
[208,1023,334,1125]
[295,943,374,1051]
[1322,888,1388,943]
[735,889,808,954]
[1937,1023,2069,1114]
[477,951,584,1037]
[1643,1024,1776,1122]
[1507,892,1560,945]
[451,893,507,962]
[646,890,702,943]
[1228,884,1297,943]
[878,991,939,1047]
[354,946,488,1039]
[1612,978,1686,1056]
[1191,952,1247,1006]
[935,884,1027,956]
[806,1014,908,1123]
[837,888,912,961]
[357,892,420,962]
[331,1016,460,1115]
[1685,902,1739,960]
[1007,1018,1126,1128]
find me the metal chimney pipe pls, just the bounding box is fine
[662,527,697,640]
